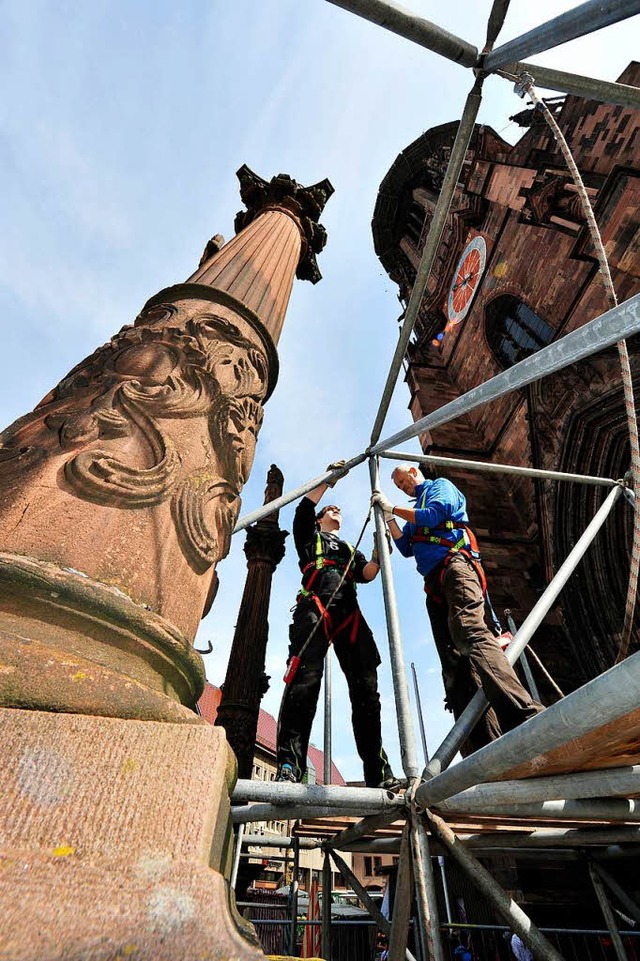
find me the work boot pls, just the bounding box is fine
[276,762,298,783]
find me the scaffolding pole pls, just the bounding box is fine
[324,647,332,785]
[328,808,406,851]
[322,851,332,960]
[233,452,367,532]
[457,826,640,850]
[371,293,640,454]
[589,862,628,961]
[324,0,477,66]
[378,448,619,488]
[389,823,414,961]
[445,796,640,821]
[328,848,401,945]
[410,811,444,961]
[341,837,640,858]
[483,0,640,71]
[232,801,401,823]
[436,766,640,813]
[369,457,419,778]
[412,662,429,765]
[241,835,318,849]
[288,835,300,956]
[232,780,404,808]
[418,651,640,808]
[370,77,484,445]
[423,483,623,779]
[593,863,640,926]
[501,60,640,110]
[424,809,565,961]
[230,822,245,891]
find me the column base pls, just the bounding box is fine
[0,552,205,722]
[0,708,264,960]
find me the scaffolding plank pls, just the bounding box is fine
[499,707,640,781]
[417,652,640,807]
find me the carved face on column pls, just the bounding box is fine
[0,299,271,578]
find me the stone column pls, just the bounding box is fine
[215,465,288,781]
[0,167,333,960]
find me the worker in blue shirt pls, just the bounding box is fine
[373,464,542,752]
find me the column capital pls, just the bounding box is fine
[243,523,288,568]
[234,165,334,284]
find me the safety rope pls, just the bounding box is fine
[525,644,565,701]
[503,70,640,663]
[284,506,373,682]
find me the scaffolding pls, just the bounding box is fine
[226,3,640,959]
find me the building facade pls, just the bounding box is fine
[372,63,640,695]
[200,682,350,894]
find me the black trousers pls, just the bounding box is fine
[277,596,393,787]
[426,554,543,755]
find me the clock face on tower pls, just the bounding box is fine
[447,235,487,325]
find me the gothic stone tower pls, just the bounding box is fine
[0,166,332,959]
[372,63,640,696]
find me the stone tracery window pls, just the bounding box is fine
[485,295,554,368]
[406,201,426,247]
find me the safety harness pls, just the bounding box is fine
[283,532,364,686]
[413,519,487,602]
[412,495,502,635]
[298,533,360,643]
[299,532,356,597]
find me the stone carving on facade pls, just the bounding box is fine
[524,173,586,230]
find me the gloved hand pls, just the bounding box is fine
[371,490,395,522]
[326,460,349,488]
[371,530,393,565]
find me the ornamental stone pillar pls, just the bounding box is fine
[215,465,288,781]
[0,167,332,960]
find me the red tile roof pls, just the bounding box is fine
[198,682,345,786]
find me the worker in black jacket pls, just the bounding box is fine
[276,481,399,789]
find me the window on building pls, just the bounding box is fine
[486,295,554,368]
[406,201,426,247]
[364,856,373,877]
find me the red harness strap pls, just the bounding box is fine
[335,607,361,645]
[415,521,487,603]
[311,594,333,639]
[305,593,361,645]
[424,548,488,603]
[300,558,353,597]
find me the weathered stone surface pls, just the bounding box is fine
[0,708,263,960]
[0,167,332,957]
[0,168,332,721]
[0,295,273,642]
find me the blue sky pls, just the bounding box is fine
[2,1,638,781]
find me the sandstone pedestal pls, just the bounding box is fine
[0,708,262,960]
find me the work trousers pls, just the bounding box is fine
[426,554,543,755]
[277,596,393,787]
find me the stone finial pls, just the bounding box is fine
[198,233,226,266]
[233,165,334,284]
